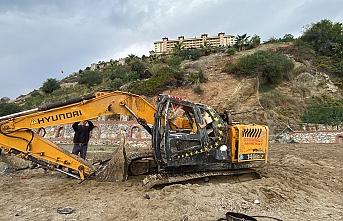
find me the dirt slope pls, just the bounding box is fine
[160,43,343,137]
[1,143,342,221]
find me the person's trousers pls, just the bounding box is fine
[71,143,88,159]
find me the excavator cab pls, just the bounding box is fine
[152,95,231,174]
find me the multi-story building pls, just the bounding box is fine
[153,32,235,54]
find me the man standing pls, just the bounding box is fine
[71,120,94,160]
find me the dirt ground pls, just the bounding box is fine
[0,143,342,221]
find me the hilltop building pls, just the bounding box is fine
[153,32,235,54]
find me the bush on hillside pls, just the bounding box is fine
[130,60,149,79]
[0,103,22,117]
[180,48,202,60]
[108,65,127,80]
[41,78,61,94]
[109,78,124,90]
[22,91,45,109]
[77,71,103,88]
[188,69,207,84]
[166,56,182,67]
[129,66,184,96]
[225,50,294,84]
[306,100,343,124]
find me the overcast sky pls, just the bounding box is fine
[1,0,342,100]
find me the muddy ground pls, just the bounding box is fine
[0,143,342,221]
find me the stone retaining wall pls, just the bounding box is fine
[43,120,152,150]
[292,130,343,143]
[44,120,343,144]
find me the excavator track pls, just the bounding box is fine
[140,168,260,189]
[125,151,261,189]
[126,151,155,175]
[126,151,153,165]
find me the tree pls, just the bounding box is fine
[77,71,103,88]
[301,19,343,56]
[250,34,261,48]
[149,54,159,64]
[282,33,294,42]
[264,36,280,44]
[109,78,124,90]
[166,56,182,67]
[125,54,139,65]
[130,60,147,79]
[41,78,60,94]
[130,66,184,96]
[0,103,22,117]
[109,65,127,81]
[235,34,250,51]
[172,41,184,56]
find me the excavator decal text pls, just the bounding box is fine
[31,110,82,125]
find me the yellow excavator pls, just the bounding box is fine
[0,91,268,188]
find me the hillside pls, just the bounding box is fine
[6,43,343,139]
[159,43,343,137]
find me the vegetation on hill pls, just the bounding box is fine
[1,19,343,129]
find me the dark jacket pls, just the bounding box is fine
[72,121,94,144]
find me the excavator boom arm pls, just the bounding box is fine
[1,91,158,130]
[0,91,163,179]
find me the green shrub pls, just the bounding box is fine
[77,71,103,88]
[293,64,307,76]
[123,72,140,83]
[315,56,333,70]
[333,60,343,76]
[260,90,287,109]
[41,78,60,94]
[306,100,343,124]
[180,48,202,60]
[0,103,22,117]
[130,66,184,96]
[226,48,236,56]
[166,56,182,67]
[109,65,127,80]
[226,50,294,85]
[188,69,207,84]
[22,91,45,109]
[258,83,275,93]
[193,84,204,94]
[109,78,124,90]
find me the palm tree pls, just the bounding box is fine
[172,41,184,56]
[125,54,139,65]
[235,34,250,51]
[149,54,159,64]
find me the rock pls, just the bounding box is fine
[0,162,14,175]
